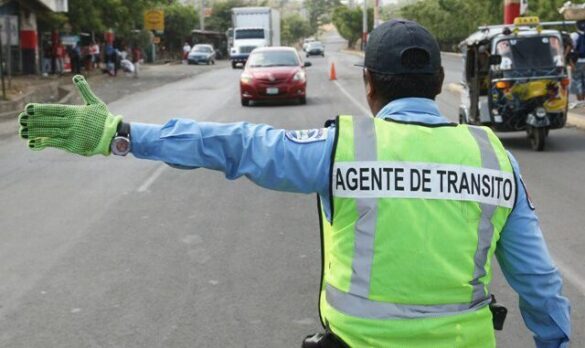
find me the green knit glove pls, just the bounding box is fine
[18,75,122,156]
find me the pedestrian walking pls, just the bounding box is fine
[104,43,116,76]
[182,42,191,63]
[17,20,570,348]
[570,20,585,108]
[82,44,92,72]
[90,41,100,70]
[42,42,52,76]
[131,46,141,78]
[68,42,82,75]
[54,42,65,75]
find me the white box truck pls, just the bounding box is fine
[230,7,280,68]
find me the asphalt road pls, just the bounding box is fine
[0,31,583,347]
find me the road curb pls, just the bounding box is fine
[446,83,585,130]
[442,51,463,58]
[0,84,76,123]
[342,49,364,57]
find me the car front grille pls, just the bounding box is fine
[257,77,286,84]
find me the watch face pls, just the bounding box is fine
[112,137,130,155]
[115,139,129,153]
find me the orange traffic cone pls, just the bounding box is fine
[329,62,337,81]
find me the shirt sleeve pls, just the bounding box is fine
[496,152,571,348]
[129,118,333,196]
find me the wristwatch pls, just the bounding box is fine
[111,121,131,156]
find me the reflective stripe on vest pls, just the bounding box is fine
[325,116,514,320]
[468,126,502,304]
[326,283,492,319]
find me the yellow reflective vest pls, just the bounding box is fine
[318,115,516,347]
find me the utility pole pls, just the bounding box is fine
[504,0,520,24]
[373,0,379,28]
[0,23,6,100]
[198,0,205,31]
[362,0,368,50]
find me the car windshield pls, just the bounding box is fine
[247,51,299,67]
[309,42,323,48]
[193,46,212,53]
[235,29,264,40]
[495,36,563,76]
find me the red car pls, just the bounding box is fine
[240,47,312,106]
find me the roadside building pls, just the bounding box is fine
[0,0,68,75]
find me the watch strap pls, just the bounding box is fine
[116,121,131,138]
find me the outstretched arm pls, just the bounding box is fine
[18,75,333,196]
[130,120,333,195]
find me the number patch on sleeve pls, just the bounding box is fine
[285,128,328,143]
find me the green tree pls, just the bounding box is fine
[332,5,373,49]
[305,0,341,33]
[205,0,247,33]
[526,0,568,22]
[400,0,504,50]
[66,0,166,37]
[282,14,312,45]
[162,3,199,55]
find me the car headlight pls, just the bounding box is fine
[241,73,253,84]
[292,70,306,82]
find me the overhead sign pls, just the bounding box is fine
[61,35,80,46]
[144,10,164,32]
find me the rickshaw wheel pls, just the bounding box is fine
[528,127,546,151]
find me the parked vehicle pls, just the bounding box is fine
[188,44,216,65]
[305,41,325,57]
[191,30,228,59]
[458,16,572,151]
[302,38,315,52]
[240,47,311,106]
[230,7,281,69]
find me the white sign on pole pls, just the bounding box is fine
[0,16,19,46]
[520,0,529,15]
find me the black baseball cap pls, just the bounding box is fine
[361,19,441,75]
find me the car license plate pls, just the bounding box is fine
[266,87,279,95]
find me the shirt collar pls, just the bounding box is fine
[375,97,452,125]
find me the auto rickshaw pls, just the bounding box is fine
[458,17,574,151]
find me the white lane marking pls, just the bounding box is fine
[332,79,371,116]
[137,164,167,192]
[553,257,585,296]
[332,71,585,296]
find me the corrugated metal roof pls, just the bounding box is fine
[35,0,67,12]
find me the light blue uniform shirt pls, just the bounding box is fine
[130,97,570,347]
